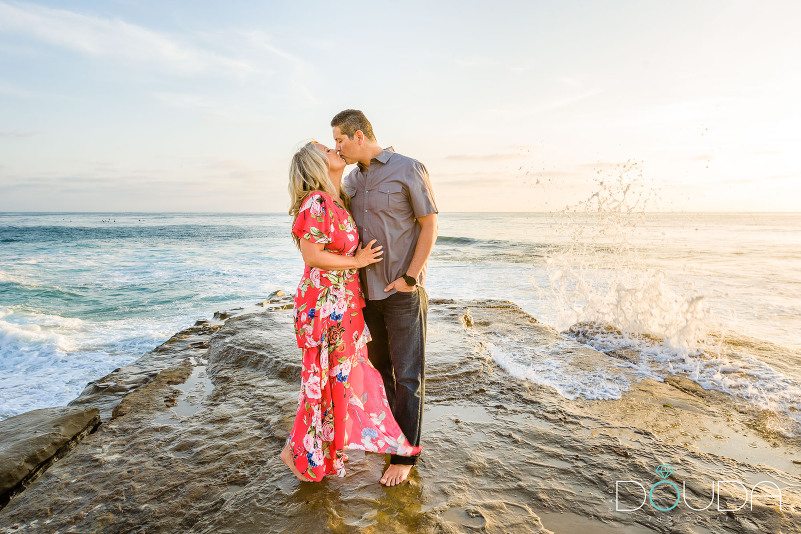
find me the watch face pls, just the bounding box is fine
[403,274,417,286]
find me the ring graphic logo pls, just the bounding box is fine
[616,465,783,512]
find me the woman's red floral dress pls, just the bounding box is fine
[288,191,421,481]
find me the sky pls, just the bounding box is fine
[0,0,799,213]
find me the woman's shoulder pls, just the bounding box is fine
[299,191,334,213]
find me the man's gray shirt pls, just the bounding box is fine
[343,147,438,301]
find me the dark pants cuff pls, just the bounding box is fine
[390,453,419,466]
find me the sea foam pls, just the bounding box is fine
[524,162,801,436]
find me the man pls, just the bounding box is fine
[332,109,438,486]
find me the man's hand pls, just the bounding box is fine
[384,277,415,293]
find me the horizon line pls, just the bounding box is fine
[1,210,800,216]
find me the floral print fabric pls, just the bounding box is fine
[287,192,422,481]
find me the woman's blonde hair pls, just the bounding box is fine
[288,141,351,248]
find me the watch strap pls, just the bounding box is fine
[402,274,417,287]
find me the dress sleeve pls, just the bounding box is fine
[292,192,335,245]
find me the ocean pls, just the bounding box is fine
[1,211,800,435]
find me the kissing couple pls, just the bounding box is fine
[280,109,438,486]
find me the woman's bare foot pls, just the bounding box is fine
[380,464,413,486]
[280,444,309,482]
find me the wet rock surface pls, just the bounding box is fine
[0,296,799,533]
[67,319,225,422]
[0,406,100,507]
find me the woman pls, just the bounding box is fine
[280,141,422,482]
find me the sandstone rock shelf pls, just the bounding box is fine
[0,406,100,508]
[0,293,799,533]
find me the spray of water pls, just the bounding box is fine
[538,160,711,357]
[529,162,801,436]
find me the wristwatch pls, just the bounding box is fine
[402,274,418,287]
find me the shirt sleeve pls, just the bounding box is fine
[292,192,335,244]
[407,161,438,218]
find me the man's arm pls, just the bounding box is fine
[384,213,438,293]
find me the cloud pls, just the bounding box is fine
[575,161,631,171]
[0,130,37,138]
[455,55,492,68]
[444,153,527,161]
[557,76,583,88]
[0,157,267,196]
[202,158,263,182]
[472,89,603,123]
[0,175,117,190]
[238,30,304,71]
[0,79,37,99]
[152,92,216,110]
[435,159,597,193]
[494,88,603,118]
[433,171,517,186]
[0,167,277,211]
[236,30,319,107]
[0,1,253,76]
[0,174,206,194]
[717,174,796,185]
[0,41,40,56]
[434,159,637,187]
[530,89,603,114]
[150,91,275,124]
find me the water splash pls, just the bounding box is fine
[538,160,711,356]
[528,161,801,436]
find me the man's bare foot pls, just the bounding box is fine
[280,444,308,482]
[380,464,413,486]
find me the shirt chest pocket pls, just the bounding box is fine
[368,184,405,212]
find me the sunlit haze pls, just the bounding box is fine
[1,0,799,212]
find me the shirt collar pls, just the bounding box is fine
[376,146,394,164]
[358,146,394,171]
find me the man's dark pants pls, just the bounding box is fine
[362,286,428,465]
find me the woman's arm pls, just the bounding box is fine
[300,238,383,270]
